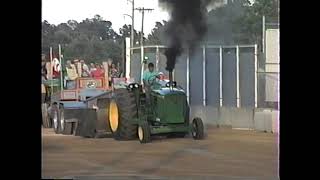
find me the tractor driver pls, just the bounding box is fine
[143,62,160,105]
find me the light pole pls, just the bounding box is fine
[126,0,135,55]
[123,13,133,46]
[123,13,132,19]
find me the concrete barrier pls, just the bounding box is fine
[190,106,256,129]
[254,109,279,133]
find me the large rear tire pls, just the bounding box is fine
[108,89,138,140]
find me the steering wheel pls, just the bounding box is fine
[147,74,159,85]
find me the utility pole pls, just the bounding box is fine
[135,7,154,83]
[131,0,134,54]
[50,47,53,96]
[262,15,266,54]
[58,44,63,92]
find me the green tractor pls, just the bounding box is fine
[108,72,204,143]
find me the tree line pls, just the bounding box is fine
[42,0,278,64]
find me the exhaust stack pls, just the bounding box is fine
[169,71,173,86]
[169,71,173,88]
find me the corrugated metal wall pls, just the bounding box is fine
[205,48,220,107]
[130,45,257,128]
[222,48,237,107]
[239,48,255,108]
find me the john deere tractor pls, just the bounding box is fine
[108,72,204,143]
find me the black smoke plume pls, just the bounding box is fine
[160,0,212,72]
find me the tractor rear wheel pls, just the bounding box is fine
[138,121,151,144]
[192,117,204,140]
[108,89,138,140]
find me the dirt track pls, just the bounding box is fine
[42,127,278,179]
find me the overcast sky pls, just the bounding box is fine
[42,0,170,35]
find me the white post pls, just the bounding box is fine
[131,0,135,56]
[262,15,266,54]
[77,61,82,78]
[58,44,63,92]
[186,49,190,103]
[125,37,131,78]
[156,46,159,72]
[236,45,240,108]
[140,8,145,84]
[140,46,144,84]
[202,45,206,106]
[50,47,53,96]
[254,44,258,108]
[219,46,223,107]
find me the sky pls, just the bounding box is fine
[42,0,170,35]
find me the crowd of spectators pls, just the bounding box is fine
[41,58,121,89]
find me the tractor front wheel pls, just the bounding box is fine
[192,117,204,140]
[138,121,151,144]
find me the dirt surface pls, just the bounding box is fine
[42,127,279,179]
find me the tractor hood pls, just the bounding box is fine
[152,87,185,96]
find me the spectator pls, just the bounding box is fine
[100,64,105,75]
[89,62,96,75]
[65,60,78,80]
[109,63,120,78]
[91,64,104,78]
[73,59,80,75]
[41,67,48,103]
[65,60,78,89]
[80,60,90,77]
[41,62,47,80]
[108,63,119,86]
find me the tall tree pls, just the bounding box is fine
[42,15,124,64]
[233,0,279,44]
[206,0,247,44]
[146,20,167,45]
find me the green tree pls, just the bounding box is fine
[119,24,139,43]
[233,0,279,44]
[42,20,57,54]
[206,0,247,44]
[42,14,124,64]
[146,20,167,45]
